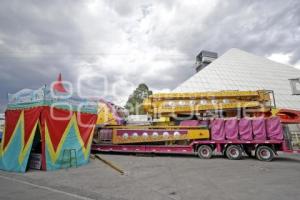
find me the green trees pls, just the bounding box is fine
[125,83,152,115]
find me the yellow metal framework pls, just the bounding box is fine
[94,90,273,145]
[143,90,272,115]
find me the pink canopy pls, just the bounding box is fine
[211,119,225,140]
[266,117,284,140]
[239,118,253,141]
[252,118,267,140]
[225,118,239,140]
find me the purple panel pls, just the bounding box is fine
[225,118,239,140]
[198,120,210,127]
[99,129,113,140]
[266,117,284,140]
[179,120,199,126]
[252,118,266,140]
[238,118,253,141]
[211,119,225,140]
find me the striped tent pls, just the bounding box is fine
[0,76,98,172]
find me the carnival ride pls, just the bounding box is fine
[93,90,300,161]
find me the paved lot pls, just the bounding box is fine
[0,153,300,200]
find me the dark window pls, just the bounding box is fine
[289,78,300,95]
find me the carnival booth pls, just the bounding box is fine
[0,76,98,172]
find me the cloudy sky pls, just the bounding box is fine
[0,0,299,111]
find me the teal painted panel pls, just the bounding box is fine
[45,124,90,170]
[0,124,34,172]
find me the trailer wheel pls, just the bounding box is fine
[226,145,242,160]
[255,146,274,162]
[197,145,213,159]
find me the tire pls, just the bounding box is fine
[226,145,242,160]
[197,145,213,159]
[255,146,274,162]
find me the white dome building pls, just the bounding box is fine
[173,48,300,148]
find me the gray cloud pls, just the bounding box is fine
[149,0,300,60]
[0,0,299,111]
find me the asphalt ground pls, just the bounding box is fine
[0,153,300,200]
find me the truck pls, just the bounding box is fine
[92,90,300,161]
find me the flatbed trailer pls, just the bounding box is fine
[92,138,300,161]
[92,90,300,161]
